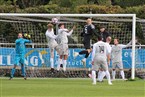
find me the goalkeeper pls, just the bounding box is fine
[10,33,32,80]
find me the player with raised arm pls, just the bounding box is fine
[74,18,96,66]
[45,23,59,72]
[111,38,132,80]
[57,23,75,71]
[9,33,32,80]
[91,36,112,85]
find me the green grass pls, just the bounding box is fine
[0,78,144,97]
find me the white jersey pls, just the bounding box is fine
[57,28,73,44]
[111,41,132,62]
[92,41,109,61]
[45,29,57,47]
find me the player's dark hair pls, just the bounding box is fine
[97,35,102,41]
[99,25,106,29]
[58,23,64,28]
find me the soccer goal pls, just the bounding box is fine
[0,13,137,79]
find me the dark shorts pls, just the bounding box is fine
[83,36,91,49]
[83,41,91,49]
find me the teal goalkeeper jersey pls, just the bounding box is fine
[15,38,32,54]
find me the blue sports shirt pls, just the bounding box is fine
[15,38,32,54]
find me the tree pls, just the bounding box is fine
[0,0,12,5]
[88,0,112,6]
[49,0,88,8]
[16,0,50,9]
[112,0,145,7]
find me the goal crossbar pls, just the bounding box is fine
[0,13,135,17]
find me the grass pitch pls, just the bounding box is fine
[0,78,144,97]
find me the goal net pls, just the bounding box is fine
[0,14,137,79]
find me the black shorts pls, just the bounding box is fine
[83,36,91,49]
[83,41,91,49]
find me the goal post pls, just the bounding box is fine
[0,13,136,79]
[132,14,136,80]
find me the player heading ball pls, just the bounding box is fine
[74,18,96,66]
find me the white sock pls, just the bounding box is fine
[98,70,102,81]
[82,58,86,62]
[112,70,116,80]
[74,52,79,56]
[50,58,54,68]
[63,60,67,71]
[100,71,106,81]
[57,59,62,71]
[92,70,96,84]
[120,70,125,79]
[105,70,112,84]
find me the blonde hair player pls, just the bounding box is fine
[45,23,59,72]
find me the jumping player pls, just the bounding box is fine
[57,23,75,71]
[74,18,96,66]
[45,23,59,71]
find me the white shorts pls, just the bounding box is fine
[92,56,108,71]
[49,42,58,51]
[58,44,69,55]
[112,61,123,69]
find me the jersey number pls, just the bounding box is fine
[99,46,104,53]
[85,26,87,34]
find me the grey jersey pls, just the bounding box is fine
[111,41,132,62]
[92,41,109,61]
[106,42,111,55]
[57,28,73,44]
